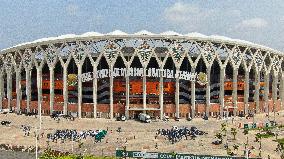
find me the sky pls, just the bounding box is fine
[0,0,284,51]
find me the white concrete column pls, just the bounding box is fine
[93,67,97,118]
[143,67,147,113]
[244,71,249,115]
[206,67,211,117]
[219,67,225,117]
[281,74,284,110]
[159,70,164,119]
[264,73,269,113]
[16,70,21,113]
[77,65,82,118]
[233,68,238,116]
[0,72,3,109]
[109,66,114,119]
[7,72,12,110]
[63,66,68,115]
[125,66,130,119]
[191,67,196,118]
[272,73,278,112]
[37,68,42,115]
[26,68,31,113]
[49,67,54,115]
[255,71,260,113]
[175,69,180,118]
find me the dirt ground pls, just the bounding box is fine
[0,112,283,158]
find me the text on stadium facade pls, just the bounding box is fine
[81,68,198,82]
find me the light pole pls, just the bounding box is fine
[225,102,229,120]
[72,133,74,153]
[275,127,279,140]
[39,102,42,130]
[273,102,276,123]
[259,136,262,158]
[252,108,255,124]
[35,127,38,159]
[268,102,270,120]
[245,136,249,159]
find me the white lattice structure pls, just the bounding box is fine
[0,30,283,119]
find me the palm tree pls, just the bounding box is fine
[215,132,223,142]
[221,123,228,141]
[221,123,227,133]
[233,144,239,155]
[231,128,237,140]
[233,144,239,150]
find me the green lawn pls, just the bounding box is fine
[39,149,116,159]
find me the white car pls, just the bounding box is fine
[0,109,10,114]
[116,115,126,121]
[120,115,126,121]
[163,116,169,121]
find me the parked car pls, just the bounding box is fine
[212,139,222,145]
[1,121,11,126]
[163,116,169,122]
[175,117,180,121]
[203,115,208,120]
[50,112,59,119]
[116,115,126,121]
[0,109,11,114]
[60,114,75,121]
[138,113,151,123]
[187,116,192,121]
[25,112,37,116]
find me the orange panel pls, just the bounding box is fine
[42,80,63,89]
[114,80,175,95]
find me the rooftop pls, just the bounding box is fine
[1,30,283,55]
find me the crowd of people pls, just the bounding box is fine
[157,126,207,144]
[47,129,107,144]
[21,125,31,136]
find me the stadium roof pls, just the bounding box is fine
[1,30,283,55]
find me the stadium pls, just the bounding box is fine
[0,30,283,119]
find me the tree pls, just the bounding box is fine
[215,132,223,142]
[233,144,239,151]
[226,148,234,156]
[221,123,227,133]
[243,129,248,135]
[233,144,239,155]
[231,128,237,140]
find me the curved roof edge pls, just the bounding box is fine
[1,30,283,55]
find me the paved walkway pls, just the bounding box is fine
[0,150,35,159]
[0,112,283,158]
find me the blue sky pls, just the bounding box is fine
[0,0,284,51]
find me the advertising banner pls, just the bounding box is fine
[115,150,260,159]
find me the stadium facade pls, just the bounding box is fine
[0,30,283,119]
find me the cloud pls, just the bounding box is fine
[163,2,241,32]
[237,18,268,29]
[66,4,79,15]
[164,2,200,23]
